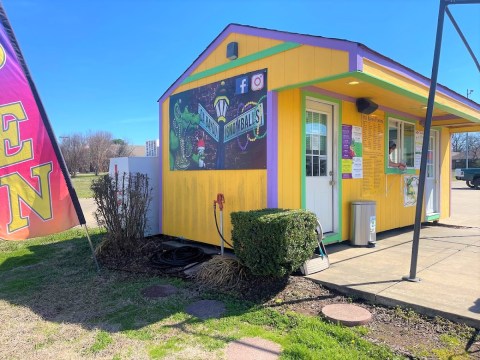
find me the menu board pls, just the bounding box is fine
[341,125,363,179]
[361,115,385,195]
[414,130,423,169]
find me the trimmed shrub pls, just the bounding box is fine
[231,208,318,277]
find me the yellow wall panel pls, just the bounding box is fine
[161,100,266,246]
[277,89,302,209]
[439,128,451,219]
[339,105,419,240]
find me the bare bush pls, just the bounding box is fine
[194,256,249,291]
[91,172,152,258]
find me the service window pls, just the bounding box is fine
[388,118,415,170]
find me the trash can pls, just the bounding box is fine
[350,201,376,246]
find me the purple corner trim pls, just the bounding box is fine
[267,91,278,208]
[158,103,163,233]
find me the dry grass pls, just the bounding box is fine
[194,256,249,292]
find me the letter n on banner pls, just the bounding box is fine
[0,5,85,240]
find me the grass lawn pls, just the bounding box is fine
[0,229,403,359]
[70,173,105,198]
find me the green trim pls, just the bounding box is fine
[301,91,343,242]
[182,42,301,84]
[323,232,341,245]
[274,72,353,92]
[426,213,440,221]
[385,113,418,175]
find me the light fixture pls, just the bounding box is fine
[226,42,238,60]
[356,98,378,114]
[348,81,360,85]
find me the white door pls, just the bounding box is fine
[305,100,334,232]
[425,131,439,218]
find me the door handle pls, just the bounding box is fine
[329,170,335,186]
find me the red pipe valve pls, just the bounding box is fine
[214,193,225,211]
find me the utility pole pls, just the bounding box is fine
[466,90,473,168]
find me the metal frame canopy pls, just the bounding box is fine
[406,0,480,282]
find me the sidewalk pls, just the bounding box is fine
[308,184,480,328]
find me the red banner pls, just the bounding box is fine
[0,6,83,240]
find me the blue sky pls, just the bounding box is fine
[2,0,479,145]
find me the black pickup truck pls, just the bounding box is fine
[454,168,480,189]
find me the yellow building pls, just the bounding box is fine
[158,24,480,246]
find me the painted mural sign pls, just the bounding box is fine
[341,125,363,179]
[403,175,419,207]
[169,69,267,170]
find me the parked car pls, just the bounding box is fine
[454,168,480,189]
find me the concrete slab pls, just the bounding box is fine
[309,223,480,328]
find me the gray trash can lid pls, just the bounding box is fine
[351,201,376,205]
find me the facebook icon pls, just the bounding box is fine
[235,76,249,95]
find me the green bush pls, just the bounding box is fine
[231,209,318,277]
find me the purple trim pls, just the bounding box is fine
[433,114,459,121]
[267,91,278,208]
[231,24,357,53]
[355,53,363,72]
[158,103,163,233]
[158,24,358,104]
[378,105,423,121]
[358,45,480,111]
[158,23,478,113]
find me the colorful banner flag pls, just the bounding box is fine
[0,5,84,240]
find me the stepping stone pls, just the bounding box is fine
[141,284,177,299]
[321,303,372,327]
[185,299,226,320]
[226,337,281,360]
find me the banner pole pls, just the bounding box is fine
[83,225,100,273]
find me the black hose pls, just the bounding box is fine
[150,246,210,268]
[213,205,234,248]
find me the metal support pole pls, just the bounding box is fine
[404,0,447,282]
[219,210,224,256]
[83,225,100,273]
[466,132,469,168]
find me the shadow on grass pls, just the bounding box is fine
[0,229,286,334]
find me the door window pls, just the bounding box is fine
[306,110,327,177]
[427,135,434,178]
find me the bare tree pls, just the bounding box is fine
[87,131,113,175]
[111,138,134,158]
[468,133,480,163]
[59,133,88,177]
[451,133,466,153]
